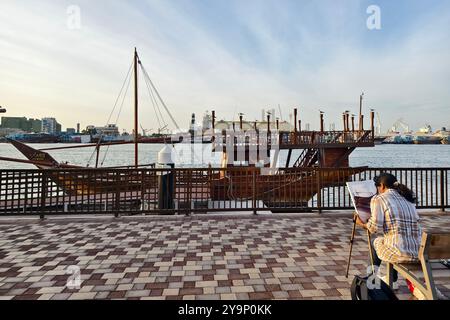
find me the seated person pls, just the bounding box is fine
[356,173,422,287]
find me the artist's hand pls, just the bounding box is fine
[355,215,367,229]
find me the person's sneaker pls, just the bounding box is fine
[409,287,446,300]
[379,275,399,290]
[407,279,448,300]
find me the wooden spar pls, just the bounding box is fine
[286,149,292,167]
[0,156,75,167]
[39,141,134,151]
[95,144,100,168]
[346,113,350,132]
[320,112,324,133]
[294,108,298,144]
[134,48,139,168]
[351,115,355,132]
[298,120,301,132]
[239,114,243,130]
[212,110,216,130]
[0,155,155,169]
[342,113,346,131]
[294,108,298,132]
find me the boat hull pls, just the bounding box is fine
[210,167,367,206]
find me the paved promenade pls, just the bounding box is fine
[0,213,449,300]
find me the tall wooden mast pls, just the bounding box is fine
[134,48,139,168]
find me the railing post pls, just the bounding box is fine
[40,171,47,220]
[440,169,445,213]
[252,169,257,215]
[316,169,322,214]
[140,170,145,214]
[186,170,192,216]
[115,172,120,218]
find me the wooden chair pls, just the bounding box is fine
[386,231,450,300]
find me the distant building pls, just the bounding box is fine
[92,124,119,136]
[0,116,42,133]
[190,113,196,131]
[1,117,28,131]
[41,117,61,134]
[29,118,42,133]
[85,124,120,137]
[66,128,76,135]
[202,112,212,131]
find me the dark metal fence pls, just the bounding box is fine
[317,168,449,211]
[0,167,448,217]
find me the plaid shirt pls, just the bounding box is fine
[367,189,422,263]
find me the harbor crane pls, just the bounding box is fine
[390,118,410,134]
[140,124,151,137]
[278,104,283,121]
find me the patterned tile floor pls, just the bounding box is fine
[0,213,449,300]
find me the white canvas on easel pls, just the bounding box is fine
[346,180,377,223]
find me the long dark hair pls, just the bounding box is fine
[374,173,416,204]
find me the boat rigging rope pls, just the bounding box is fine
[87,58,134,167]
[100,66,134,166]
[140,64,166,132]
[139,61,181,131]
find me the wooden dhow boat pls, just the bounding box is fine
[209,107,375,208]
[2,49,376,210]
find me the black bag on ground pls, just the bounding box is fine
[351,275,398,300]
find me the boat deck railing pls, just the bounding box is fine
[280,130,374,148]
[0,166,448,217]
[212,130,374,151]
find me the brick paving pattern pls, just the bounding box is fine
[0,214,449,300]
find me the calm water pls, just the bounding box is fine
[0,143,449,169]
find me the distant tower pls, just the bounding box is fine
[190,113,196,131]
[77,123,80,134]
[261,109,265,121]
[202,111,212,130]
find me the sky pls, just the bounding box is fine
[0,0,449,133]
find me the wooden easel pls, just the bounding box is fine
[345,214,358,278]
[346,213,375,278]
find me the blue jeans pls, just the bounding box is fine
[369,237,398,282]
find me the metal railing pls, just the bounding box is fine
[317,168,449,211]
[280,130,374,147]
[0,167,448,217]
[213,130,375,151]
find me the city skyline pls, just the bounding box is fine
[1,0,450,133]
